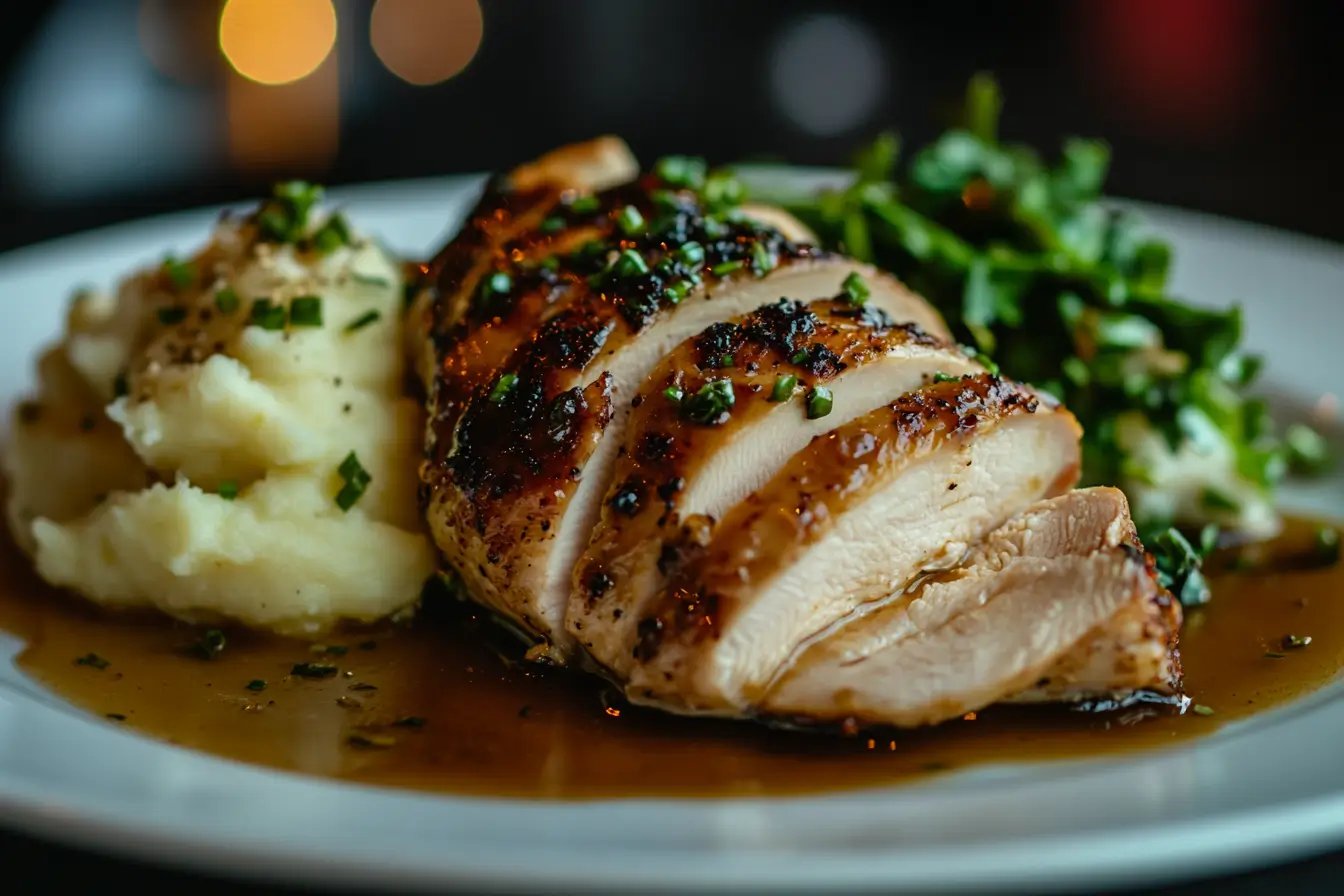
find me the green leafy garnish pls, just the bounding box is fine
[841,272,870,306]
[488,373,518,404]
[770,374,798,402]
[335,451,372,512]
[157,306,187,326]
[214,287,240,314]
[310,213,351,253]
[257,181,324,243]
[161,256,195,291]
[682,379,735,424]
[662,385,685,404]
[289,295,323,327]
[249,298,286,331]
[217,480,239,501]
[739,73,1330,542]
[344,310,381,333]
[1152,528,1212,607]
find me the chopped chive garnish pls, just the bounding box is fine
[311,213,351,253]
[770,374,798,402]
[664,279,693,303]
[345,309,381,332]
[392,716,427,728]
[717,354,734,368]
[663,386,685,404]
[489,373,518,403]
[751,241,777,276]
[806,386,834,419]
[1263,651,1286,659]
[214,287,240,314]
[617,205,645,235]
[157,306,187,325]
[569,195,601,214]
[192,629,227,660]
[348,733,396,749]
[289,295,323,327]
[291,662,338,678]
[790,349,809,365]
[613,249,649,277]
[217,480,239,501]
[1192,704,1215,716]
[654,155,707,190]
[841,272,870,306]
[249,298,286,330]
[682,379,735,424]
[674,241,705,268]
[932,371,963,384]
[540,216,566,233]
[75,653,109,670]
[246,680,267,692]
[335,450,371,512]
[162,256,195,290]
[710,259,745,277]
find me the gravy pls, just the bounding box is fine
[0,517,1339,799]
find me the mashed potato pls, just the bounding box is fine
[3,184,436,634]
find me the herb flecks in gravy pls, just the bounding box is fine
[0,517,1338,800]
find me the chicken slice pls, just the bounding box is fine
[623,374,1082,714]
[422,163,949,656]
[572,297,979,676]
[763,487,1182,727]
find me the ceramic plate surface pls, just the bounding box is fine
[0,173,1341,893]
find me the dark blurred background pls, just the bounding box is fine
[0,0,1342,254]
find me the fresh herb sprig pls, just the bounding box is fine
[739,73,1329,549]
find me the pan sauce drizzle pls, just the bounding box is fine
[0,517,1339,800]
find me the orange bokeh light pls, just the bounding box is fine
[219,0,337,86]
[371,0,484,86]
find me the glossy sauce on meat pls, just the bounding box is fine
[0,517,1338,799]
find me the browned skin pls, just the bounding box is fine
[631,375,1076,669]
[570,297,952,655]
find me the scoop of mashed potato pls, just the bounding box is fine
[3,183,436,634]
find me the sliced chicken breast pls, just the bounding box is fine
[572,297,980,676]
[421,156,950,656]
[763,487,1181,727]
[624,374,1083,714]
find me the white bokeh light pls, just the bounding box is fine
[770,14,886,137]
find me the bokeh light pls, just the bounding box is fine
[370,0,483,86]
[219,0,337,86]
[770,14,885,137]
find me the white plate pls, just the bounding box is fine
[0,175,1342,894]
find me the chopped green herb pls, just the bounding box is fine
[105,713,126,721]
[716,354,734,368]
[289,295,323,327]
[682,379,735,425]
[291,662,338,679]
[246,679,267,692]
[1283,635,1312,650]
[663,386,685,404]
[710,259,745,277]
[192,629,227,660]
[1263,652,1286,659]
[334,450,372,512]
[1192,704,1215,717]
[157,306,187,326]
[540,215,566,233]
[162,256,195,290]
[932,372,963,384]
[654,155,707,190]
[217,480,239,501]
[841,272,870,306]
[674,241,705,268]
[1199,488,1240,513]
[616,205,645,235]
[311,213,351,254]
[770,374,798,402]
[568,194,601,215]
[703,171,745,209]
[1315,526,1341,565]
[664,279,693,303]
[489,373,519,403]
[751,241,777,276]
[790,349,809,365]
[214,287,240,314]
[349,682,378,691]
[392,716,427,728]
[258,181,324,243]
[249,298,286,330]
[806,386,834,419]
[75,653,109,670]
[1152,528,1212,607]
[344,309,381,332]
[613,248,649,278]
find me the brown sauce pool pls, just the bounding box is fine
[0,517,1340,800]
